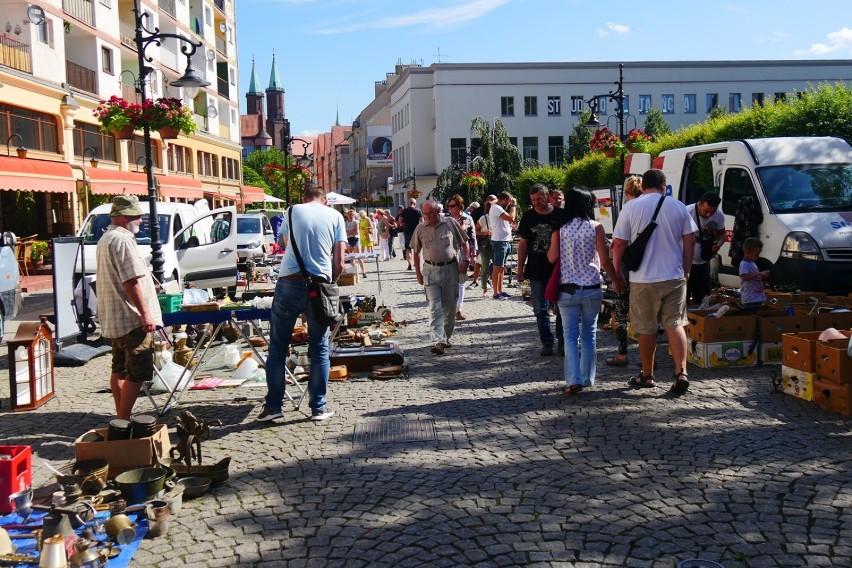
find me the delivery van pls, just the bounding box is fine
[76,200,238,289]
[628,136,852,294]
[0,231,23,336]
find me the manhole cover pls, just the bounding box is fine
[353,419,436,444]
[678,561,725,568]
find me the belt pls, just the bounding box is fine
[559,283,601,293]
[423,258,457,267]
[282,273,304,281]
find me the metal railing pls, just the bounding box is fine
[119,21,136,49]
[66,60,97,94]
[218,122,230,140]
[158,0,176,19]
[62,0,95,27]
[214,35,226,55]
[0,34,32,73]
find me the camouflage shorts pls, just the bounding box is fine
[110,327,154,383]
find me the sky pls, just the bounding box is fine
[234,0,852,137]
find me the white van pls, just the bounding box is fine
[77,200,238,289]
[0,232,23,336]
[629,136,852,293]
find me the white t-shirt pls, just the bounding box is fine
[488,203,512,242]
[613,192,698,283]
[686,203,725,265]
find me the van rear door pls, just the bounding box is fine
[174,206,237,289]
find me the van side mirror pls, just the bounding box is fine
[1,231,16,248]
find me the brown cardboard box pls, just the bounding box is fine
[337,273,359,286]
[780,365,815,401]
[75,424,171,478]
[814,335,852,385]
[814,311,852,331]
[756,312,815,343]
[781,331,826,372]
[686,340,758,368]
[685,309,756,342]
[812,377,852,416]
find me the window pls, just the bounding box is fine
[706,93,719,113]
[197,151,218,177]
[101,47,114,75]
[721,168,757,218]
[99,0,111,7]
[500,96,514,117]
[774,92,787,103]
[661,94,675,114]
[37,19,52,46]
[621,95,629,115]
[522,137,538,161]
[229,67,235,85]
[129,137,161,168]
[524,96,537,116]
[508,137,517,148]
[167,144,191,174]
[597,96,607,115]
[638,95,652,114]
[571,96,584,115]
[204,7,212,25]
[0,103,60,153]
[547,96,561,116]
[729,93,742,113]
[752,92,765,106]
[221,157,239,180]
[548,136,564,166]
[71,122,117,162]
[684,94,697,114]
[450,138,467,167]
[470,138,482,158]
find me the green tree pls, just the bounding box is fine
[242,147,305,204]
[566,109,593,163]
[514,167,566,211]
[643,107,671,139]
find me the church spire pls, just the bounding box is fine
[268,50,284,92]
[335,105,340,127]
[247,56,262,95]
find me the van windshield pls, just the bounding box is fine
[237,217,262,234]
[759,164,852,212]
[79,214,172,245]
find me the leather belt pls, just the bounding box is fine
[282,273,304,281]
[424,258,457,267]
[559,283,601,293]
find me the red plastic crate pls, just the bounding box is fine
[0,445,32,513]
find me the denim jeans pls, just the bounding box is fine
[557,288,602,387]
[265,278,330,415]
[529,279,562,346]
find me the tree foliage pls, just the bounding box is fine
[514,167,567,211]
[643,107,671,139]
[566,109,593,163]
[242,147,304,204]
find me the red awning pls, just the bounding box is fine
[0,156,75,193]
[86,168,149,195]
[241,185,266,204]
[204,191,237,202]
[155,174,203,199]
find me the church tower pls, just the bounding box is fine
[265,52,291,150]
[245,57,264,116]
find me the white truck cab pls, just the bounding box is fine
[629,136,852,293]
[0,232,23,336]
[77,200,238,289]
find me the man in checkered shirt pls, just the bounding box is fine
[96,195,163,419]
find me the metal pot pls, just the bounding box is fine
[113,468,166,504]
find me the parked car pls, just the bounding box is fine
[236,213,276,261]
[0,231,23,337]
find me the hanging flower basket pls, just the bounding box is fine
[158,126,180,140]
[407,189,422,199]
[94,96,197,137]
[589,127,624,156]
[625,128,653,153]
[460,171,486,189]
[114,125,136,140]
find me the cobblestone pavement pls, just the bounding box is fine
[2,258,851,567]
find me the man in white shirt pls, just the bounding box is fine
[611,169,697,395]
[686,192,726,305]
[487,191,517,300]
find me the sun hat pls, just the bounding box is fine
[110,195,144,217]
[469,201,480,209]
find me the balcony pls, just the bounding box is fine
[158,0,176,19]
[66,60,97,94]
[215,35,226,55]
[217,77,229,99]
[119,21,136,49]
[62,0,95,27]
[213,0,225,12]
[0,35,32,74]
[219,122,230,140]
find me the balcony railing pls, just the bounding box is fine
[158,0,176,19]
[217,77,229,99]
[219,122,230,140]
[119,21,136,49]
[215,35,226,55]
[66,60,97,94]
[0,34,32,74]
[62,0,95,27]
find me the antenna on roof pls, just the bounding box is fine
[433,46,449,63]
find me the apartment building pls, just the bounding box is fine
[385,60,852,207]
[0,0,245,239]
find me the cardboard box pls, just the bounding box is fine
[825,295,852,307]
[75,424,171,478]
[757,312,815,343]
[812,377,852,416]
[687,340,758,368]
[337,272,359,286]
[685,309,756,343]
[781,331,825,372]
[814,311,852,331]
[759,342,784,365]
[814,336,852,385]
[780,365,815,401]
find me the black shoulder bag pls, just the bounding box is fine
[288,208,341,326]
[622,195,665,271]
[696,207,716,262]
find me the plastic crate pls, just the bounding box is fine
[0,445,32,513]
[158,293,182,314]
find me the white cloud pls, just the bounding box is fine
[596,28,608,38]
[726,4,750,14]
[315,0,510,34]
[794,27,852,56]
[606,22,630,35]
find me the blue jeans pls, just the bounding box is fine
[557,288,602,387]
[529,279,562,346]
[265,278,330,415]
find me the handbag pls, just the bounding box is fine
[476,215,492,251]
[622,195,665,271]
[696,207,716,262]
[545,258,560,303]
[288,208,341,326]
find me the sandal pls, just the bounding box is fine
[562,384,583,395]
[628,373,656,388]
[605,355,630,367]
[670,372,690,395]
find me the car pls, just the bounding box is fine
[235,213,276,261]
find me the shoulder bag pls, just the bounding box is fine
[621,195,665,272]
[476,214,492,251]
[288,208,341,326]
[696,207,716,262]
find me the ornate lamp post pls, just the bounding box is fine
[132,0,209,285]
[584,63,627,144]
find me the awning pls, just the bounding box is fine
[241,185,267,204]
[0,156,75,193]
[204,191,237,202]
[155,174,203,199]
[86,168,149,195]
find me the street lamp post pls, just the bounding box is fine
[584,63,627,146]
[132,0,209,285]
[282,136,313,206]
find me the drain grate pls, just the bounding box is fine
[353,419,437,445]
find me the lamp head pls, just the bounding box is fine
[171,64,210,99]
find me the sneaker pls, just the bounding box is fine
[431,343,445,355]
[256,405,283,422]
[493,294,507,301]
[499,292,510,299]
[442,340,453,348]
[467,281,478,289]
[540,344,554,356]
[311,409,335,421]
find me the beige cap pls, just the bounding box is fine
[110,195,143,217]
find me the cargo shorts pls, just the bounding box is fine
[110,327,154,383]
[629,278,688,335]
